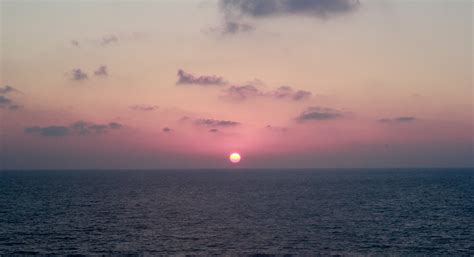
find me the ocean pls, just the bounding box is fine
[0,169,473,256]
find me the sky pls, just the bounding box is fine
[0,0,472,169]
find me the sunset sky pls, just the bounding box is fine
[1,0,472,169]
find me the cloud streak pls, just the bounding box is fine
[378,116,417,123]
[25,121,123,137]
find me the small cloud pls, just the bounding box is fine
[94,65,108,77]
[222,85,260,101]
[163,127,172,132]
[130,105,159,111]
[71,40,80,47]
[71,69,88,81]
[296,106,344,122]
[209,128,219,133]
[265,125,287,132]
[378,116,417,124]
[176,69,226,86]
[211,20,256,35]
[395,116,416,123]
[195,118,240,127]
[26,120,123,137]
[222,84,312,101]
[101,35,118,46]
[267,86,312,101]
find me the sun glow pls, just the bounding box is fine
[229,153,241,163]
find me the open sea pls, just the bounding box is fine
[0,169,473,256]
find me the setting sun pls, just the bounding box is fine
[229,153,241,163]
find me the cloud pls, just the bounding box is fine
[71,69,88,81]
[176,69,226,86]
[0,95,21,111]
[0,85,17,94]
[265,125,288,132]
[295,106,344,122]
[195,118,241,127]
[101,35,118,46]
[378,116,417,123]
[220,0,360,18]
[71,40,80,47]
[94,65,108,77]
[25,121,123,137]
[163,127,172,132]
[209,128,219,133]
[212,20,256,35]
[130,105,159,111]
[217,0,360,34]
[25,126,70,137]
[223,85,261,101]
[222,84,312,101]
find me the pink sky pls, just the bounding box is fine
[1,0,472,169]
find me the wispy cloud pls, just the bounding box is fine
[296,106,344,122]
[176,69,226,86]
[25,121,123,137]
[195,118,241,127]
[130,105,159,111]
[94,65,108,77]
[222,85,312,101]
[101,35,118,46]
[163,127,173,132]
[378,116,417,123]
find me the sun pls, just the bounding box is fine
[229,153,241,163]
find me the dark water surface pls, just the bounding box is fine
[0,169,473,256]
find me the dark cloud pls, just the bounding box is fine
[176,69,226,86]
[163,127,172,132]
[220,0,360,18]
[25,121,123,137]
[378,117,417,123]
[101,35,118,46]
[94,65,108,77]
[222,84,312,101]
[296,106,344,122]
[195,118,240,127]
[209,128,219,133]
[130,105,159,111]
[71,69,88,81]
[25,126,70,137]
